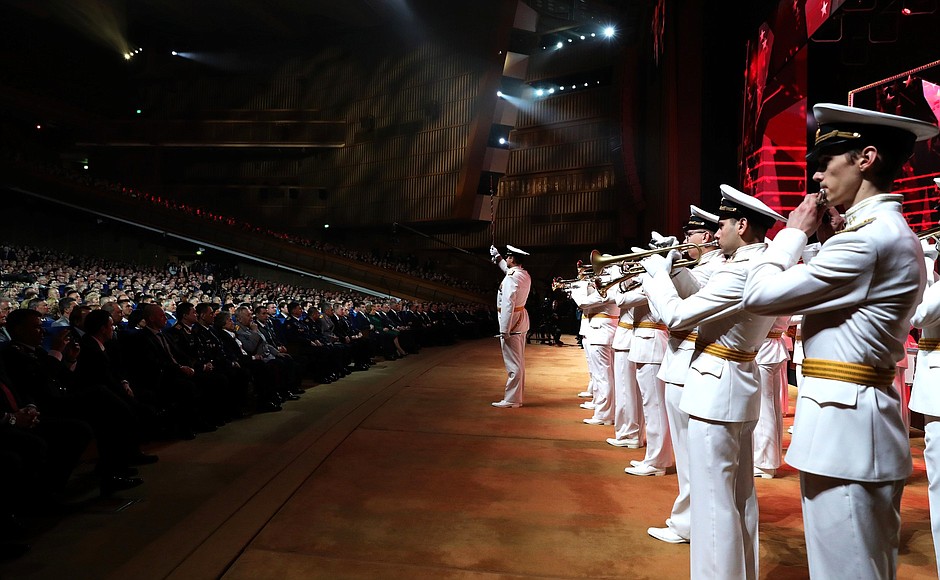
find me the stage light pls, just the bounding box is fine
[136,109,142,114]
[36,125,41,130]
[559,86,564,91]
[902,7,913,13]
[584,83,588,86]
[535,89,544,97]
[124,53,131,60]
[171,51,178,56]
[497,90,504,97]
[324,224,330,229]
[604,26,615,38]
[556,41,563,49]
[567,38,573,42]
[548,88,555,94]
[580,35,586,40]
[83,165,88,170]
[571,85,576,89]
[498,137,506,145]
[591,32,596,37]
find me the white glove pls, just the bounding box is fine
[649,231,679,249]
[489,245,500,257]
[641,249,681,276]
[923,238,939,261]
[641,253,669,276]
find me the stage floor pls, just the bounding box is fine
[1,337,936,579]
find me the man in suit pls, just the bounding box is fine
[744,104,938,578]
[1,309,145,494]
[643,185,785,578]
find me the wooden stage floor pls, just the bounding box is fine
[1,337,936,579]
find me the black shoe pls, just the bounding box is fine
[257,401,283,413]
[97,465,139,478]
[283,392,301,401]
[355,363,370,371]
[100,475,144,496]
[126,452,159,466]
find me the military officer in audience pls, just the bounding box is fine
[489,244,531,408]
[744,104,938,579]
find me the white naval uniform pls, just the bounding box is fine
[496,258,531,404]
[910,272,940,576]
[609,301,644,442]
[619,285,672,469]
[744,194,924,580]
[648,248,725,540]
[571,283,619,422]
[577,303,595,399]
[753,315,791,471]
[644,242,775,580]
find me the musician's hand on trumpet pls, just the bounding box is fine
[649,231,679,250]
[641,249,682,277]
[786,192,828,238]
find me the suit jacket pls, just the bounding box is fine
[0,341,74,412]
[75,334,125,394]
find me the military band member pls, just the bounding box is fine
[908,177,940,577]
[744,104,938,579]
[570,277,619,425]
[752,315,790,479]
[647,204,725,544]
[605,296,644,448]
[618,268,672,477]
[490,244,532,408]
[643,185,785,578]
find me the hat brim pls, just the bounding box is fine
[689,204,719,225]
[814,103,939,142]
[719,184,786,224]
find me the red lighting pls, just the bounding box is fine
[902,7,913,14]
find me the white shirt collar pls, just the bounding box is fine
[845,193,903,227]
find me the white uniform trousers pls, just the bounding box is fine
[636,362,672,468]
[664,381,690,539]
[586,343,614,421]
[924,417,940,577]
[800,472,904,580]
[781,366,791,415]
[688,418,758,580]
[613,350,644,441]
[500,333,526,403]
[584,347,595,399]
[753,361,786,470]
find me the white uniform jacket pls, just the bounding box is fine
[756,316,792,366]
[570,283,618,346]
[911,277,940,415]
[496,260,531,335]
[656,250,727,385]
[614,284,668,364]
[612,305,634,351]
[743,194,924,481]
[644,243,775,422]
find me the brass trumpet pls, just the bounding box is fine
[917,224,940,241]
[590,242,719,275]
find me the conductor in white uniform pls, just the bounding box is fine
[744,103,938,579]
[490,244,532,408]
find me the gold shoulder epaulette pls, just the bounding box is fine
[835,217,876,235]
[507,270,514,276]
